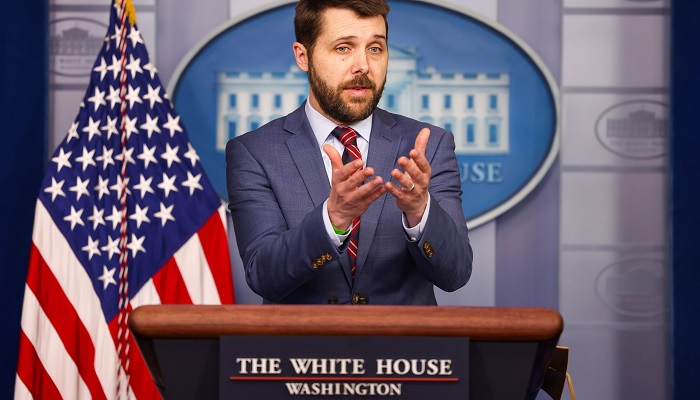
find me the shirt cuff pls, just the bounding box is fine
[323,199,348,247]
[402,195,431,242]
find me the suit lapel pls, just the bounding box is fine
[285,106,353,287]
[355,110,400,280]
[285,107,331,208]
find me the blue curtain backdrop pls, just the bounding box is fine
[671,0,700,398]
[0,0,48,398]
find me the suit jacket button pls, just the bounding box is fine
[422,241,435,258]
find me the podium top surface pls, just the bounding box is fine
[129,305,563,342]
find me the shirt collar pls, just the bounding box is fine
[305,100,373,147]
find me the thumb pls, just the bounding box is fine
[323,144,343,170]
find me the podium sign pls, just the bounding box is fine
[221,336,469,399]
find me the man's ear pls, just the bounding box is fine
[293,42,309,72]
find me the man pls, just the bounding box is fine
[226,0,472,304]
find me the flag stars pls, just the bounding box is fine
[87,87,106,111]
[75,147,97,171]
[106,86,121,109]
[184,143,200,167]
[107,54,123,79]
[182,171,203,195]
[161,144,181,168]
[94,175,111,200]
[139,114,161,138]
[133,174,155,198]
[67,121,80,142]
[154,202,176,226]
[108,30,122,50]
[125,85,143,109]
[63,206,85,230]
[69,176,91,201]
[127,234,146,257]
[51,148,72,172]
[97,265,117,290]
[96,145,116,170]
[93,57,109,80]
[101,115,120,140]
[143,85,163,109]
[87,205,105,230]
[162,113,183,137]
[100,235,121,260]
[81,236,102,260]
[138,144,158,168]
[127,26,145,47]
[124,115,139,140]
[81,117,102,142]
[115,146,136,165]
[125,55,143,79]
[143,62,157,79]
[44,178,66,201]
[105,205,122,230]
[110,175,131,196]
[129,204,151,229]
[157,173,178,198]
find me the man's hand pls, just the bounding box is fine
[324,144,386,230]
[385,128,431,227]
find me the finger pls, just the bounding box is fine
[358,177,387,202]
[323,144,346,172]
[344,166,376,188]
[384,181,408,199]
[414,128,431,155]
[391,168,414,191]
[397,156,427,188]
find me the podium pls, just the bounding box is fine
[130,305,563,399]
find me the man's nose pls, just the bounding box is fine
[351,51,370,75]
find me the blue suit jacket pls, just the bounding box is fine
[225,105,472,304]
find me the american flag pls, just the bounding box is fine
[14,1,234,399]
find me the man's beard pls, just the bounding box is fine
[308,63,386,125]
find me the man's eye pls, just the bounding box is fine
[337,46,349,52]
[369,47,383,53]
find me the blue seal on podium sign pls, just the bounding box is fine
[171,0,559,228]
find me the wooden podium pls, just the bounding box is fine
[130,305,563,399]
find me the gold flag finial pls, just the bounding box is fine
[115,0,137,26]
[125,0,137,26]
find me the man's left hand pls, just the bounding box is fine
[385,128,431,227]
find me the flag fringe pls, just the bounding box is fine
[116,0,137,26]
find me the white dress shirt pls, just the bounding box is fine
[304,101,429,247]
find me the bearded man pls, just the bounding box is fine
[225,0,473,305]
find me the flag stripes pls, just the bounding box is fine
[15,1,234,397]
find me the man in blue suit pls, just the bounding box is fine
[226,0,473,304]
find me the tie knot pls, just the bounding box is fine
[331,126,358,148]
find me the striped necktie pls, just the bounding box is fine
[331,126,361,278]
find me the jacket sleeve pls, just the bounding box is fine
[408,130,473,292]
[225,138,342,302]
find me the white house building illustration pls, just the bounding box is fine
[216,45,509,155]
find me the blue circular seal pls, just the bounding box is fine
[170,0,559,228]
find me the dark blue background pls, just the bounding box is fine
[0,0,48,398]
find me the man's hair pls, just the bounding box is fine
[294,0,390,53]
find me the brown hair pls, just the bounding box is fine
[294,0,390,53]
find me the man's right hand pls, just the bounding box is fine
[324,144,386,230]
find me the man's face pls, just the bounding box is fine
[295,8,388,126]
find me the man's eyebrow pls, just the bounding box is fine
[332,34,387,43]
